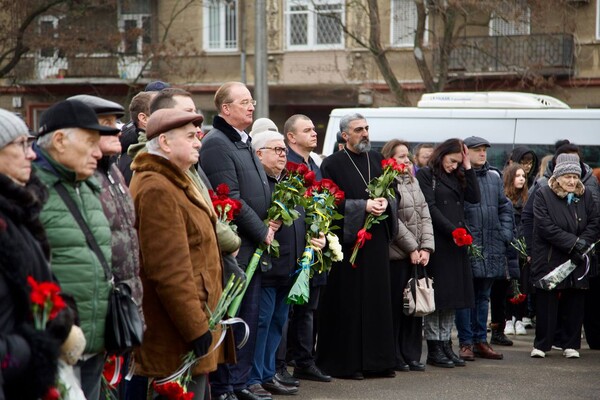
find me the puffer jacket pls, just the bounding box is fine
[531,178,600,289]
[464,162,514,278]
[33,146,111,354]
[390,174,434,260]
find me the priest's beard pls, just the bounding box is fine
[355,139,371,153]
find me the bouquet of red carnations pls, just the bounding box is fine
[349,158,405,267]
[452,227,483,259]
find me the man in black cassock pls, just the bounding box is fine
[316,113,397,379]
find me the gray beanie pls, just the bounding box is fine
[553,153,581,178]
[0,108,29,149]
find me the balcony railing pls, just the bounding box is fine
[14,54,149,82]
[439,33,574,77]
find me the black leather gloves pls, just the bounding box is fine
[191,330,213,357]
[571,238,589,264]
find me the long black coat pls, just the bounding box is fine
[0,173,60,400]
[531,180,600,290]
[416,167,480,309]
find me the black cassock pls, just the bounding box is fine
[316,149,396,376]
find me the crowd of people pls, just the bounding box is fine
[1,81,599,400]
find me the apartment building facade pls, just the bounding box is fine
[2,0,600,142]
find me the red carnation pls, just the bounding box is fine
[216,183,230,198]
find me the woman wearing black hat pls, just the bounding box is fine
[530,153,600,359]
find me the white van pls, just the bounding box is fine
[322,92,600,168]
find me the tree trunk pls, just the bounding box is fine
[367,0,411,106]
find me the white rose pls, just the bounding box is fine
[327,233,344,262]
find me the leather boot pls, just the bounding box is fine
[473,342,504,360]
[426,340,454,368]
[442,340,466,367]
[490,322,514,346]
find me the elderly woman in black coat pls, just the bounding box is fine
[0,109,74,399]
[416,139,480,368]
[530,153,600,359]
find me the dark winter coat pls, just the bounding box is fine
[0,173,60,400]
[416,166,480,309]
[200,115,271,268]
[95,158,142,307]
[523,161,600,276]
[531,179,600,290]
[464,162,514,278]
[262,175,305,288]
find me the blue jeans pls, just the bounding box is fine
[249,286,290,385]
[456,278,494,345]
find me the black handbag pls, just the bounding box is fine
[55,183,143,355]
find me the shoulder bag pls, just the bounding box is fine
[403,263,435,317]
[55,183,143,355]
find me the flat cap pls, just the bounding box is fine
[146,109,203,140]
[464,136,491,148]
[38,100,121,136]
[68,95,125,118]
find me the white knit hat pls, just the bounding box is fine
[249,118,278,138]
[251,130,285,152]
[553,153,581,178]
[0,109,29,149]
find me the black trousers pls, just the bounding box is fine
[287,285,321,368]
[534,288,585,352]
[490,279,509,324]
[390,259,423,364]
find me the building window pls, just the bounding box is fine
[203,0,238,51]
[286,0,344,50]
[37,16,68,79]
[119,0,151,55]
[391,0,424,47]
[489,0,530,36]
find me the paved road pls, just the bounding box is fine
[289,334,600,400]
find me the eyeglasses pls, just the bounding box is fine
[10,137,35,153]
[260,146,288,156]
[227,99,257,107]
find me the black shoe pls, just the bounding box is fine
[394,362,410,372]
[335,372,364,380]
[262,379,299,395]
[407,360,426,372]
[442,340,466,367]
[235,386,271,400]
[214,393,239,400]
[426,340,454,368]
[293,365,332,382]
[275,369,300,387]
